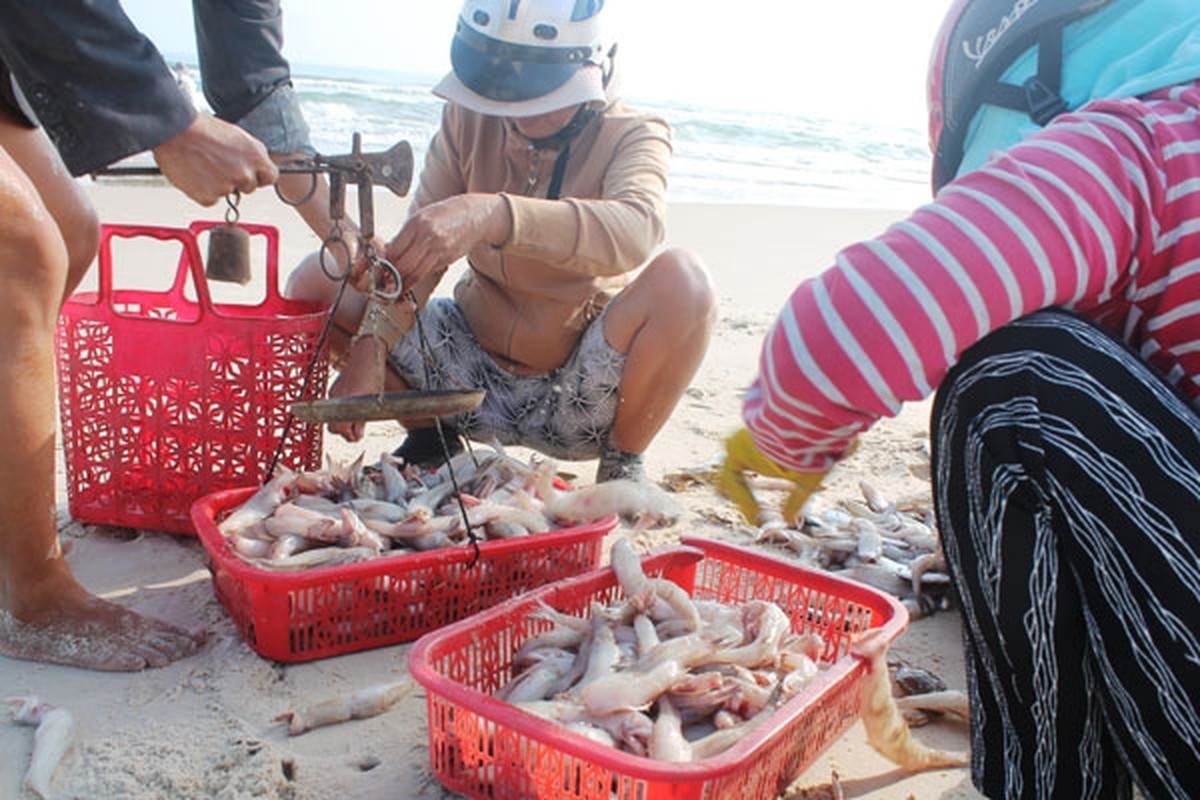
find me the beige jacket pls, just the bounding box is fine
[412,97,672,374]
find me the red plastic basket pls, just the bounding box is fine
[192,487,618,663]
[408,536,909,800]
[55,222,329,534]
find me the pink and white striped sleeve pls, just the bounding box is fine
[743,103,1158,473]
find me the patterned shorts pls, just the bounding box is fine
[389,298,625,460]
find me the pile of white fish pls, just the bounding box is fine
[756,481,954,619]
[494,539,829,762]
[215,448,682,572]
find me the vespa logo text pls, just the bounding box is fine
[962,0,1039,69]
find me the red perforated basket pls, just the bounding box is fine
[408,536,909,800]
[55,222,329,534]
[192,486,618,663]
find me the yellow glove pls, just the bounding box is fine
[718,428,828,525]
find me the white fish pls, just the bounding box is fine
[853,519,883,563]
[274,680,413,736]
[345,497,409,524]
[645,578,702,631]
[378,454,407,504]
[497,649,576,703]
[574,614,622,692]
[229,532,273,559]
[858,480,891,514]
[541,473,682,527]
[609,537,651,602]
[263,503,339,542]
[633,613,660,656]
[218,468,297,536]
[465,498,551,533]
[580,658,685,715]
[709,601,792,670]
[5,695,74,800]
[649,695,692,762]
[851,629,969,771]
[895,689,970,722]
[516,700,653,756]
[247,545,377,572]
[687,704,774,760]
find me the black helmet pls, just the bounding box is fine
[927,0,1116,191]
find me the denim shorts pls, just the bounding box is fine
[237,84,313,155]
[389,299,626,460]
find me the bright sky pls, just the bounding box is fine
[121,0,950,132]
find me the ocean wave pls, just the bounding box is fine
[186,66,932,210]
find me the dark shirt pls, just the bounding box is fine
[192,0,292,124]
[0,0,195,176]
[0,0,294,176]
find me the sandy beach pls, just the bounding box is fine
[2,180,982,799]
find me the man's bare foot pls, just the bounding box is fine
[0,575,206,672]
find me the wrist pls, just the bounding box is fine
[356,296,409,351]
[348,329,391,353]
[341,332,390,379]
[487,194,514,247]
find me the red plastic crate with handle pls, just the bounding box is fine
[55,222,329,534]
[192,486,617,662]
[408,536,909,800]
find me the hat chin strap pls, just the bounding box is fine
[514,104,599,200]
[979,25,1069,126]
[512,43,615,151]
[516,103,599,151]
[511,45,615,199]
[936,23,1069,190]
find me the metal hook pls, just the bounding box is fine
[366,250,404,302]
[223,190,241,225]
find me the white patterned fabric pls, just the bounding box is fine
[390,297,625,460]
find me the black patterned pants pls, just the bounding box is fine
[931,309,1200,799]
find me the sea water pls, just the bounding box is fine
[185,63,931,211]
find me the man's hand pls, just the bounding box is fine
[152,114,278,206]
[717,428,828,526]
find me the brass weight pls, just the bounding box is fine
[205,222,252,284]
[205,191,252,284]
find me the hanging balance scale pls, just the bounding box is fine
[96,135,485,429]
[280,134,486,556]
[272,134,485,427]
[93,135,488,555]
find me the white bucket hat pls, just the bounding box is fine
[433,0,610,118]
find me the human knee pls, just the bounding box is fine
[947,309,1101,391]
[285,248,369,337]
[284,249,343,304]
[645,247,717,321]
[2,200,71,296]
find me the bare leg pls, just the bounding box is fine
[0,123,205,671]
[602,247,717,453]
[0,124,98,301]
[284,249,413,441]
[283,249,367,355]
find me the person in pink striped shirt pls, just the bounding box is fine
[721,1,1200,796]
